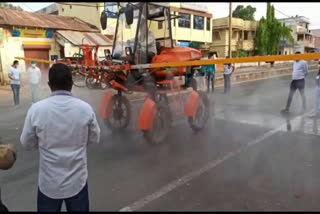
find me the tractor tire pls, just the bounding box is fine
[188,91,210,132]
[85,76,96,89]
[72,69,86,88]
[104,94,131,131]
[186,67,197,91]
[100,77,107,90]
[143,101,171,145]
[189,77,197,91]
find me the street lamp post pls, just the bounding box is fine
[229,2,232,58]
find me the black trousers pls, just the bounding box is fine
[285,79,306,111]
[206,73,215,92]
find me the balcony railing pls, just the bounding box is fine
[296,40,315,48]
[237,40,254,51]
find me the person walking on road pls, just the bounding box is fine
[20,63,101,212]
[199,57,208,91]
[281,51,308,114]
[223,56,235,94]
[8,60,20,107]
[308,60,320,118]
[27,61,41,104]
[206,53,217,93]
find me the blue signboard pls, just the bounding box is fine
[45,29,54,38]
[178,42,190,47]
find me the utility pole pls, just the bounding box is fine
[229,2,232,58]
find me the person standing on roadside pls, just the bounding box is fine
[308,60,320,118]
[223,56,235,94]
[199,57,208,91]
[281,51,308,114]
[27,61,41,104]
[20,63,101,212]
[8,60,20,107]
[206,52,217,93]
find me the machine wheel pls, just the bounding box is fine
[186,67,197,91]
[189,77,197,91]
[100,76,107,90]
[188,91,209,132]
[143,101,171,145]
[104,94,131,131]
[86,76,99,89]
[72,69,87,87]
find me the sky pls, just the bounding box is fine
[9,2,320,29]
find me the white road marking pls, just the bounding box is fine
[119,112,310,211]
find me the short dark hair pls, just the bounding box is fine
[13,60,19,65]
[295,51,301,54]
[48,64,73,91]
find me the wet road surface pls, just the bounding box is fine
[1,71,320,211]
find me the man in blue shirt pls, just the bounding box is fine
[205,52,217,93]
[8,60,20,106]
[282,52,308,114]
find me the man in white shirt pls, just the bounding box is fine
[27,61,41,103]
[223,56,235,94]
[282,51,308,114]
[20,63,101,212]
[8,60,20,106]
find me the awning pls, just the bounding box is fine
[56,30,112,47]
[22,41,51,50]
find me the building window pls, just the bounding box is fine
[297,34,304,41]
[158,21,163,29]
[70,5,72,9]
[61,7,64,12]
[232,31,237,39]
[206,17,210,31]
[213,31,221,40]
[252,31,256,39]
[178,13,191,28]
[106,2,117,18]
[193,15,204,30]
[244,31,249,40]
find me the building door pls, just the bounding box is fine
[24,49,50,84]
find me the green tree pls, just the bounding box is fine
[0,3,23,11]
[232,5,256,21]
[255,2,294,56]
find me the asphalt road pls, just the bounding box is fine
[1,71,320,211]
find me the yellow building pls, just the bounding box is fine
[210,17,258,58]
[153,3,212,50]
[37,3,119,40]
[38,3,213,53]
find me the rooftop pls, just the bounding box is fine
[278,16,310,24]
[0,8,99,32]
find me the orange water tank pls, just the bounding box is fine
[150,47,202,79]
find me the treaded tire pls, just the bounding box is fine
[143,100,171,145]
[104,94,131,131]
[188,91,210,132]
